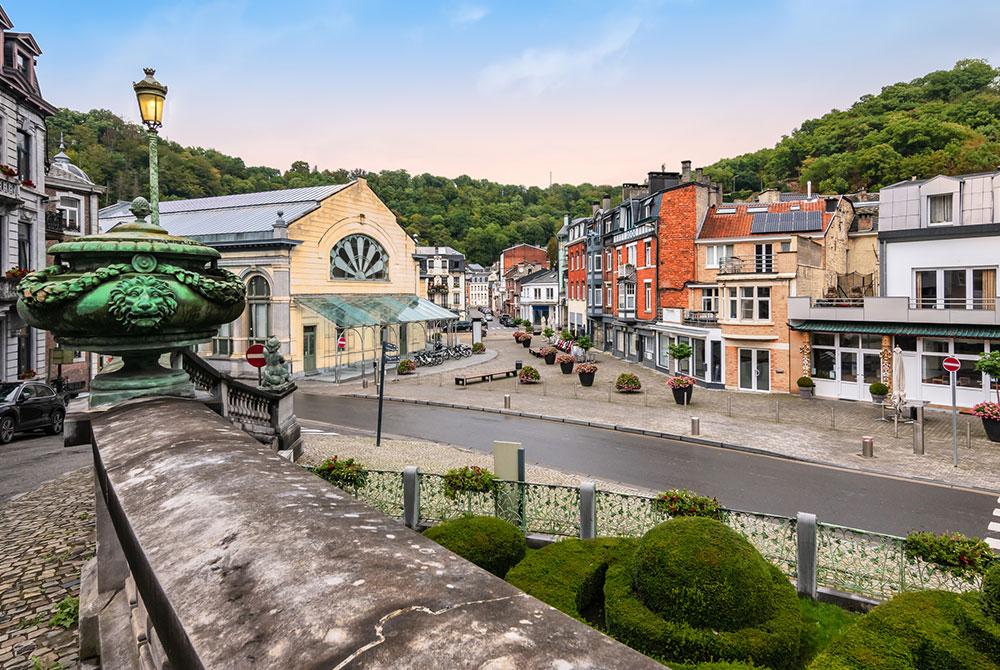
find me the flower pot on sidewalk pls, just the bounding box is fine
[544,351,556,365]
[559,361,574,374]
[522,338,532,348]
[578,371,595,386]
[671,386,693,405]
[972,402,1000,442]
[984,418,1000,442]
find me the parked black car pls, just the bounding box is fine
[0,381,65,444]
[454,320,473,332]
[499,314,514,327]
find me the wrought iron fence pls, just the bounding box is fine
[346,469,982,602]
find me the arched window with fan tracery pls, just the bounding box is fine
[330,234,389,281]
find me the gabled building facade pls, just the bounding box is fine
[519,269,559,328]
[414,246,466,317]
[565,216,588,336]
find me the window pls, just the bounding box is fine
[757,287,771,320]
[627,245,637,266]
[914,267,997,309]
[546,287,554,300]
[920,337,984,389]
[595,285,602,306]
[17,222,31,269]
[644,280,651,312]
[701,288,719,312]
[214,322,232,356]
[706,244,735,268]
[735,286,770,321]
[740,287,754,319]
[624,283,636,310]
[617,249,622,269]
[929,194,953,225]
[754,243,774,273]
[606,250,612,268]
[452,276,460,288]
[594,253,602,271]
[606,284,612,307]
[16,130,31,182]
[246,275,271,344]
[58,196,81,232]
[330,234,389,280]
[727,288,738,319]
[534,288,541,299]
[644,241,651,267]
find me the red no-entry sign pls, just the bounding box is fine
[246,343,266,368]
[338,336,347,350]
[942,356,961,373]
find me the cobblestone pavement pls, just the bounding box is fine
[300,435,651,495]
[300,331,1000,493]
[0,468,94,670]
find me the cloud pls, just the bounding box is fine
[478,17,640,95]
[450,3,489,26]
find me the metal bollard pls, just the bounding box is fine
[691,417,700,436]
[913,405,925,455]
[861,435,874,458]
[504,394,511,409]
[362,378,368,389]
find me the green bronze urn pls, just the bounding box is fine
[17,197,245,405]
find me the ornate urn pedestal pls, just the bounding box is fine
[17,198,245,406]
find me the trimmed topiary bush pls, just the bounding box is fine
[615,372,641,392]
[631,517,778,631]
[810,590,1000,669]
[423,516,526,578]
[506,537,636,624]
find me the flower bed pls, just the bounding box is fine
[312,456,368,493]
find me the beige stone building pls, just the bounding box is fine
[100,180,454,379]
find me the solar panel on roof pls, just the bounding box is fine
[749,210,822,234]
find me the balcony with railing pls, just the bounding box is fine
[0,174,19,204]
[717,254,777,275]
[788,295,1000,326]
[683,309,719,326]
[45,209,81,237]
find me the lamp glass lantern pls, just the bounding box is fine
[132,68,167,129]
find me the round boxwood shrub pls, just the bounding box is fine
[423,515,526,578]
[506,537,636,624]
[984,563,1000,623]
[632,517,777,631]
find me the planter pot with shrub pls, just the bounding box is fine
[869,381,889,404]
[541,347,557,365]
[796,376,815,399]
[557,353,575,374]
[518,365,541,384]
[396,358,416,375]
[667,375,695,405]
[615,373,641,393]
[471,342,485,354]
[576,362,597,387]
[973,402,1000,442]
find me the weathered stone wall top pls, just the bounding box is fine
[91,397,659,669]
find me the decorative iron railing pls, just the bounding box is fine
[346,469,980,602]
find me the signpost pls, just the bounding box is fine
[943,356,961,466]
[337,335,346,350]
[375,330,398,448]
[246,342,266,385]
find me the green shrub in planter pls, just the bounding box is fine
[441,466,496,500]
[312,456,368,493]
[519,365,541,384]
[560,329,574,341]
[869,381,889,397]
[615,372,641,393]
[423,516,526,577]
[506,537,636,624]
[542,326,554,340]
[982,563,1000,623]
[471,342,485,354]
[653,489,724,520]
[904,530,995,577]
[796,376,815,388]
[396,358,416,374]
[810,590,999,669]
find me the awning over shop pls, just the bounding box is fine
[789,320,1000,339]
[297,294,458,327]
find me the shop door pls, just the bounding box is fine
[303,326,316,373]
[738,349,770,392]
[838,350,861,400]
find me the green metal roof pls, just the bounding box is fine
[297,294,457,327]
[789,320,1000,338]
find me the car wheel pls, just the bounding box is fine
[0,415,13,444]
[46,410,64,435]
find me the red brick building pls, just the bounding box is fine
[499,243,548,276]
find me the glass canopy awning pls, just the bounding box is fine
[296,294,458,327]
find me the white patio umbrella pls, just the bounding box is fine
[890,345,906,413]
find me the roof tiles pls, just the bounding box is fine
[699,199,833,240]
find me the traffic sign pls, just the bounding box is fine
[943,356,961,467]
[337,336,347,350]
[942,356,961,373]
[246,343,266,368]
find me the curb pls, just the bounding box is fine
[335,392,999,495]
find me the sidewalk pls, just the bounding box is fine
[298,346,497,388]
[305,331,1000,493]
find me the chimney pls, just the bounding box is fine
[648,171,681,193]
[695,167,704,183]
[681,160,692,182]
[591,200,600,216]
[807,180,812,199]
[273,210,288,239]
[601,194,611,211]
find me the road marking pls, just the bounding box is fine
[994,508,1000,517]
[990,521,1000,533]
[989,538,1000,550]
[302,428,340,436]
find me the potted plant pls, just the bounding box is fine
[396,358,416,375]
[542,326,554,343]
[518,365,540,384]
[575,362,597,387]
[516,331,532,348]
[667,375,695,404]
[471,342,485,354]
[557,353,575,374]
[976,351,1000,442]
[540,346,557,365]
[796,376,815,399]
[4,267,28,282]
[869,381,888,404]
[576,335,592,362]
[560,329,574,342]
[667,341,693,373]
[615,372,641,393]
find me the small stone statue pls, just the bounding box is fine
[261,336,292,389]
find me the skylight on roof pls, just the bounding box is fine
[747,206,768,213]
[716,207,737,214]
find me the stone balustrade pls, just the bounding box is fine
[73,397,660,669]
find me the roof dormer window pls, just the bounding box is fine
[929,194,953,225]
[15,51,29,78]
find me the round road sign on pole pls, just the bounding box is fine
[942,356,961,373]
[246,343,266,368]
[338,335,347,350]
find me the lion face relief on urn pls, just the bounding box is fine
[16,197,246,405]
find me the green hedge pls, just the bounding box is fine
[423,516,526,578]
[808,590,1000,669]
[983,563,1000,623]
[632,518,778,631]
[605,559,802,669]
[506,537,636,624]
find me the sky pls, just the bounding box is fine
[10,0,1000,187]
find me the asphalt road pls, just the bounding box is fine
[296,393,997,538]
[0,432,91,503]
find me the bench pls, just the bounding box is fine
[455,370,517,386]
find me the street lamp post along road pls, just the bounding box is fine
[132,67,167,227]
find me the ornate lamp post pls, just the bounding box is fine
[132,68,167,227]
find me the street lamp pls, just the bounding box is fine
[132,68,167,227]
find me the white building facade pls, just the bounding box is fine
[465,262,489,310]
[519,269,560,329]
[415,246,466,318]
